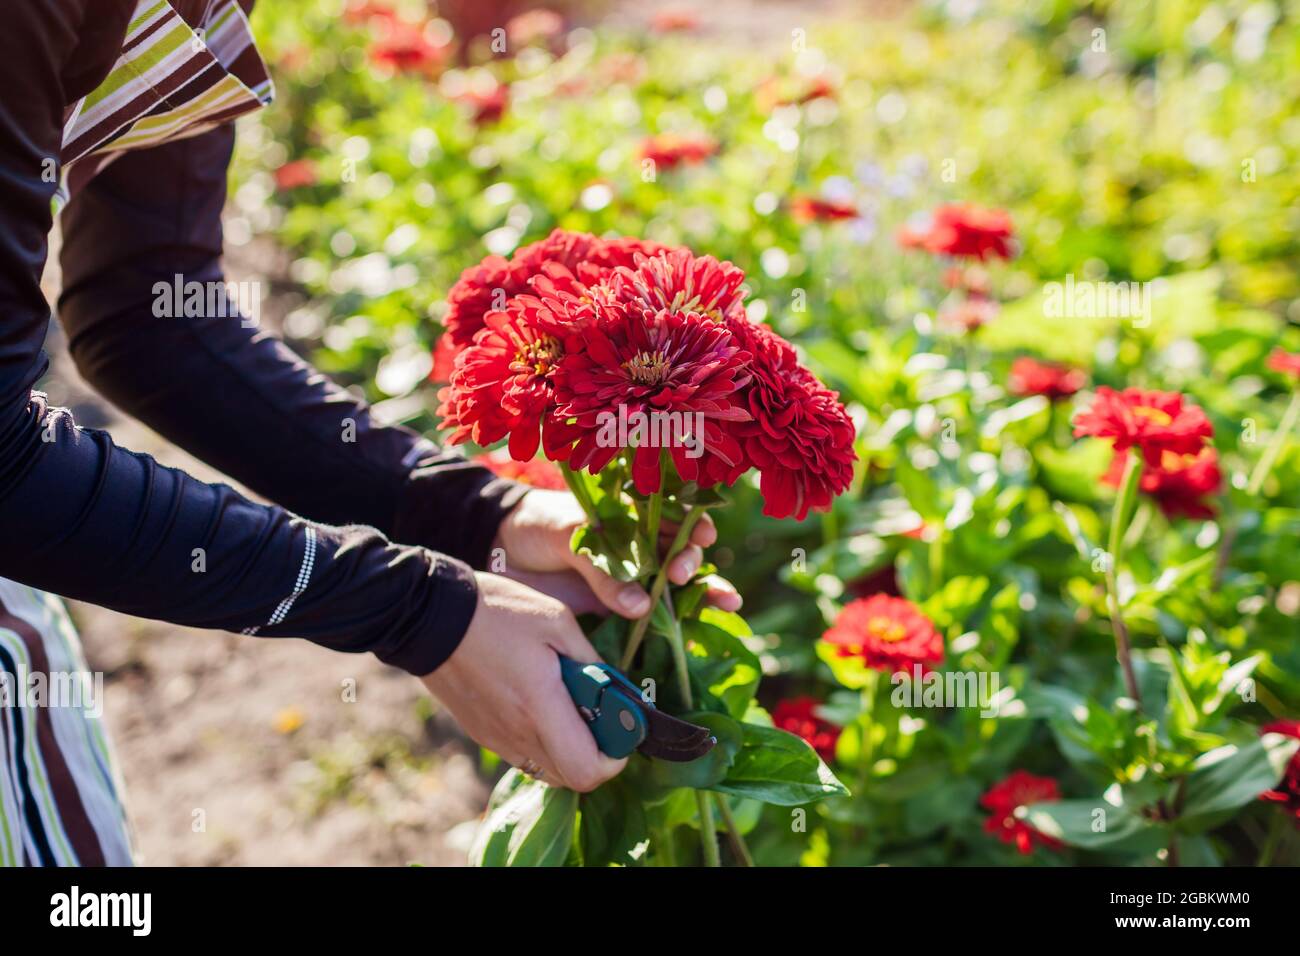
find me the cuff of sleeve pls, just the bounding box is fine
[373,553,479,677]
[393,461,531,570]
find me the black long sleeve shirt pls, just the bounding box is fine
[0,0,523,675]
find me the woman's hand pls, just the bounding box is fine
[421,572,627,792]
[492,489,741,618]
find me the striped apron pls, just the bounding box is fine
[1,0,272,866]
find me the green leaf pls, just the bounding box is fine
[1024,798,1155,849]
[1179,734,1300,823]
[572,522,650,582]
[683,614,761,719]
[579,778,649,867]
[921,574,989,631]
[712,722,850,806]
[902,777,981,837]
[470,770,579,867]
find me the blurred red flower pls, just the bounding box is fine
[757,75,836,111]
[651,7,700,33]
[458,82,509,124]
[273,158,318,192]
[939,295,998,332]
[1008,357,1086,400]
[1267,348,1300,380]
[1103,446,1222,520]
[725,316,857,520]
[506,9,565,48]
[1073,387,1213,466]
[773,697,841,762]
[791,196,859,223]
[476,448,566,490]
[368,22,448,76]
[639,133,718,171]
[981,771,1063,855]
[1260,720,1300,823]
[343,1,398,25]
[897,204,1016,260]
[821,594,943,674]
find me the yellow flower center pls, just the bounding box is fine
[866,616,907,643]
[1132,405,1173,427]
[514,335,561,376]
[623,349,671,385]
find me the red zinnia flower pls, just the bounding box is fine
[1267,349,1300,381]
[897,204,1016,261]
[1102,446,1222,520]
[639,133,718,172]
[1073,387,1214,467]
[1260,720,1300,822]
[981,771,1063,855]
[437,304,578,461]
[368,22,448,76]
[601,247,747,322]
[773,697,841,763]
[791,196,859,224]
[476,448,566,490]
[725,316,857,520]
[273,159,318,192]
[820,594,943,674]
[441,229,674,359]
[552,307,753,494]
[1009,357,1086,400]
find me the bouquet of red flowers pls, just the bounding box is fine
[433,229,857,866]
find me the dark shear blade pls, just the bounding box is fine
[637,708,717,762]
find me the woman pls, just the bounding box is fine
[0,0,734,865]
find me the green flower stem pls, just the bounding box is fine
[620,507,705,670]
[1105,450,1144,709]
[659,588,721,867]
[1247,389,1300,496]
[715,794,755,867]
[561,464,600,526]
[855,670,879,800]
[645,489,663,566]
[695,792,721,867]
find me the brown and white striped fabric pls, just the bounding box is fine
[0,582,134,866]
[55,0,273,210]
[1,0,274,865]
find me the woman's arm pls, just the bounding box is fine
[0,0,473,678]
[57,124,524,570]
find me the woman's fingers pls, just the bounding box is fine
[690,512,717,546]
[667,544,704,585]
[702,574,743,612]
[658,510,718,549]
[499,568,608,617]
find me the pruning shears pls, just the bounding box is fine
[560,656,716,762]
